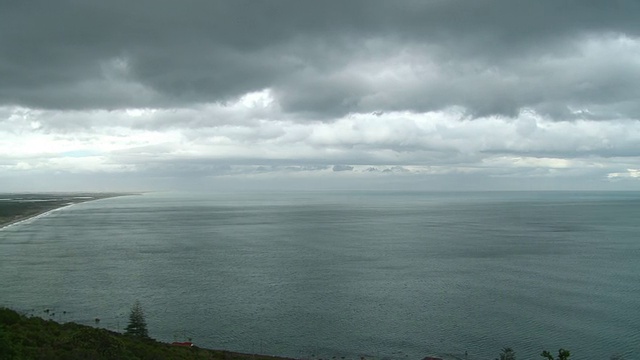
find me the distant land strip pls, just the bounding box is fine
[0,193,138,230]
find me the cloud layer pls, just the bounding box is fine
[1,1,639,190]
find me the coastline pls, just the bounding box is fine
[0,193,137,231]
[0,307,295,360]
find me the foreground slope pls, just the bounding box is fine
[0,308,292,360]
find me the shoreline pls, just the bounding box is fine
[0,193,138,231]
[1,307,296,360]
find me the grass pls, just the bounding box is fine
[0,307,293,360]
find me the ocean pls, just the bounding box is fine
[1,191,638,359]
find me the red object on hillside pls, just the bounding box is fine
[171,341,194,347]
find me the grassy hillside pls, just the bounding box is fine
[0,307,293,360]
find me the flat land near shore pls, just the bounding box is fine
[0,193,136,229]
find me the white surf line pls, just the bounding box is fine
[0,202,79,231]
[0,194,136,232]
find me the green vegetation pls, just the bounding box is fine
[0,193,135,228]
[125,301,149,339]
[1,306,630,360]
[495,347,516,360]
[494,347,574,360]
[541,349,571,360]
[0,307,291,360]
[0,199,63,227]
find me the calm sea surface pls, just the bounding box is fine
[1,191,639,359]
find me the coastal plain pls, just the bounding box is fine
[0,193,135,229]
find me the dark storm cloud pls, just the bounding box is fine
[1,0,640,119]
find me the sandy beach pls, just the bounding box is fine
[0,193,135,230]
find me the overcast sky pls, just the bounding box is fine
[1,0,639,192]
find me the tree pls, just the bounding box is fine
[541,348,570,360]
[124,301,149,338]
[496,347,516,360]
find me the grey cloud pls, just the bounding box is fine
[381,166,411,174]
[332,165,354,172]
[2,1,640,120]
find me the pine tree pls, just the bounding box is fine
[496,347,516,360]
[125,300,149,338]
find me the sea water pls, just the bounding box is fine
[1,191,639,359]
